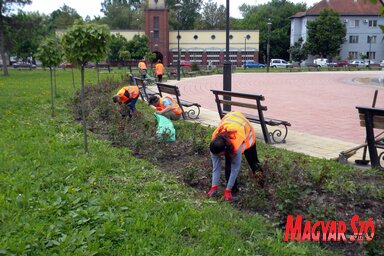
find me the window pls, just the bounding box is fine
[368,20,377,27]
[368,52,376,59]
[367,35,377,43]
[153,16,159,39]
[349,20,359,28]
[349,36,358,43]
[348,51,358,59]
[193,35,198,40]
[211,35,216,40]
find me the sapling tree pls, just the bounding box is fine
[62,20,111,153]
[35,36,63,117]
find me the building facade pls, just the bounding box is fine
[290,0,384,63]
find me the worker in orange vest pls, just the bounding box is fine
[155,59,164,82]
[112,85,140,118]
[207,111,263,201]
[148,95,183,120]
[138,59,147,80]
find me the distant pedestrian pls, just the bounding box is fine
[207,111,263,202]
[138,59,147,80]
[155,59,164,83]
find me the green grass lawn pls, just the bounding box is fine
[0,69,332,255]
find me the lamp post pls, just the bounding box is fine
[266,19,272,73]
[223,0,231,111]
[175,2,182,81]
[243,34,250,69]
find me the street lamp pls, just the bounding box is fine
[244,34,250,69]
[266,19,272,73]
[175,2,182,81]
[223,0,231,111]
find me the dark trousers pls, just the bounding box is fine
[157,75,163,83]
[225,143,261,192]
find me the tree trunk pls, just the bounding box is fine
[81,64,88,153]
[0,10,9,76]
[71,67,75,88]
[50,67,54,117]
[53,67,57,97]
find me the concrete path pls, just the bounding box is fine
[161,70,384,165]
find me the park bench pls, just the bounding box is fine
[133,77,158,101]
[156,83,201,119]
[96,62,112,73]
[211,89,291,144]
[356,106,384,170]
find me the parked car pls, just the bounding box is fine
[270,59,292,68]
[243,60,265,68]
[313,58,329,67]
[380,60,384,67]
[13,62,36,69]
[364,60,375,66]
[180,60,192,67]
[59,62,74,69]
[349,60,365,67]
[329,60,350,67]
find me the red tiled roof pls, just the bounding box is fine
[292,0,383,17]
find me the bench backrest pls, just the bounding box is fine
[357,106,384,129]
[156,83,186,119]
[134,76,151,101]
[210,89,267,116]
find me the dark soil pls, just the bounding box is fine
[70,79,384,256]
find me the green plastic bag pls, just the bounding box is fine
[155,113,176,142]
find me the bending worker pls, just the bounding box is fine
[112,85,140,118]
[148,95,183,120]
[207,111,263,202]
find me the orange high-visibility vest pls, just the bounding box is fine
[116,86,139,103]
[155,63,164,75]
[212,111,256,154]
[138,61,147,70]
[156,96,183,115]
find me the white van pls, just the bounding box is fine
[313,58,329,67]
[270,59,291,68]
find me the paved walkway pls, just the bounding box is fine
[162,70,384,165]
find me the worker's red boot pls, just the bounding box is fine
[224,188,232,202]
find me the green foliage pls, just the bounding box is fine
[167,0,203,30]
[304,9,346,59]
[235,0,306,62]
[194,0,226,30]
[108,33,129,62]
[36,36,63,68]
[62,20,111,65]
[100,0,142,29]
[126,34,150,60]
[288,37,307,64]
[6,11,50,60]
[49,4,82,29]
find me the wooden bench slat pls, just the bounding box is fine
[211,89,265,101]
[218,99,267,111]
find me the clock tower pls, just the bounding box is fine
[145,0,169,65]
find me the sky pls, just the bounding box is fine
[22,0,320,19]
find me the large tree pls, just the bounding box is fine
[7,11,49,61]
[194,0,226,30]
[101,0,142,29]
[303,9,346,59]
[0,0,31,76]
[126,34,150,60]
[49,4,82,29]
[235,0,306,63]
[288,37,307,66]
[167,0,203,30]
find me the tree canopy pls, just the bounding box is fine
[194,0,226,30]
[303,9,346,59]
[49,4,82,29]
